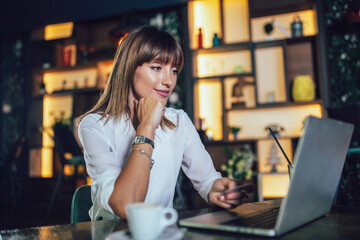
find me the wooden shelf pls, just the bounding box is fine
[253,39,284,48]
[192,41,252,54]
[204,139,256,146]
[32,58,113,74]
[191,1,323,151]
[50,87,100,95]
[258,172,289,175]
[285,35,317,44]
[204,135,299,146]
[194,72,253,81]
[226,100,322,112]
[36,63,97,73]
[249,0,314,18]
[253,35,317,49]
[32,87,100,98]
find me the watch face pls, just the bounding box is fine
[135,137,142,143]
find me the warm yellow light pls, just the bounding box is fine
[206,129,214,140]
[64,165,75,176]
[41,148,53,178]
[197,80,223,140]
[257,138,293,173]
[43,95,73,137]
[223,0,249,43]
[197,50,252,77]
[87,176,92,185]
[261,174,290,198]
[97,60,114,89]
[255,46,286,103]
[118,33,128,46]
[63,153,76,176]
[224,77,256,109]
[39,227,54,238]
[188,0,221,48]
[251,10,317,42]
[44,22,74,41]
[41,95,73,178]
[43,68,97,93]
[228,104,323,139]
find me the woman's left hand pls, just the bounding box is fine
[208,178,250,209]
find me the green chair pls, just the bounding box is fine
[45,125,88,223]
[70,185,92,224]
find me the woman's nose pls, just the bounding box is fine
[161,72,173,87]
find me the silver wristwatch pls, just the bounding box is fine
[132,135,155,148]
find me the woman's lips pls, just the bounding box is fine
[155,89,170,97]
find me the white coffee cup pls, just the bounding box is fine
[125,203,178,240]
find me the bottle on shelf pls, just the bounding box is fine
[212,33,220,47]
[197,28,203,49]
[61,44,77,67]
[291,16,303,38]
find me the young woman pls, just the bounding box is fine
[77,26,241,220]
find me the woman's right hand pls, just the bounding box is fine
[134,97,165,130]
[109,97,164,218]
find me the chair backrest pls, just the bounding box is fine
[70,185,92,224]
[53,126,83,165]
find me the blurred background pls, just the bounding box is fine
[1,0,359,230]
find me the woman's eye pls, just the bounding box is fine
[171,69,178,74]
[151,66,161,71]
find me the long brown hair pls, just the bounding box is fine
[77,26,184,129]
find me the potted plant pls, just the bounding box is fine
[228,126,241,140]
[264,123,285,137]
[39,111,72,138]
[221,144,256,181]
[52,112,71,131]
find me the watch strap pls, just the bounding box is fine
[132,135,155,148]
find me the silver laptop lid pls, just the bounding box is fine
[276,116,354,235]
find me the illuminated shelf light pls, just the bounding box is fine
[45,22,74,41]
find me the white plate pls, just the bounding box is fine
[106,226,186,240]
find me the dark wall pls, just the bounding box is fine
[0,33,29,209]
[0,0,189,35]
[325,0,360,106]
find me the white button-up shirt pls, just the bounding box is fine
[78,108,221,220]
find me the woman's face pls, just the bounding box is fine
[131,59,178,106]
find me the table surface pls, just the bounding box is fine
[1,205,360,240]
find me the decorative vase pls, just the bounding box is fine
[212,33,220,47]
[232,132,238,140]
[61,45,72,67]
[197,28,203,48]
[292,75,315,102]
[264,22,274,41]
[291,15,303,37]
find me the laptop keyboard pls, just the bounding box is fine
[220,207,280,229]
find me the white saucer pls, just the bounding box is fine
[106,226,186,240]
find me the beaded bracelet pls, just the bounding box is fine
[130,147,155,169]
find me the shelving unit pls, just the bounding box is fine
[26,6,188,181]
[28,79,105,178]
[188,0,325,200]
[25,0,328,202]
[28,21,116,178]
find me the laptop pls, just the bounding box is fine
[179,116,354,237]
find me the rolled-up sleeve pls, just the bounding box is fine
[78,115,121,219]
[180,112,222,202]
